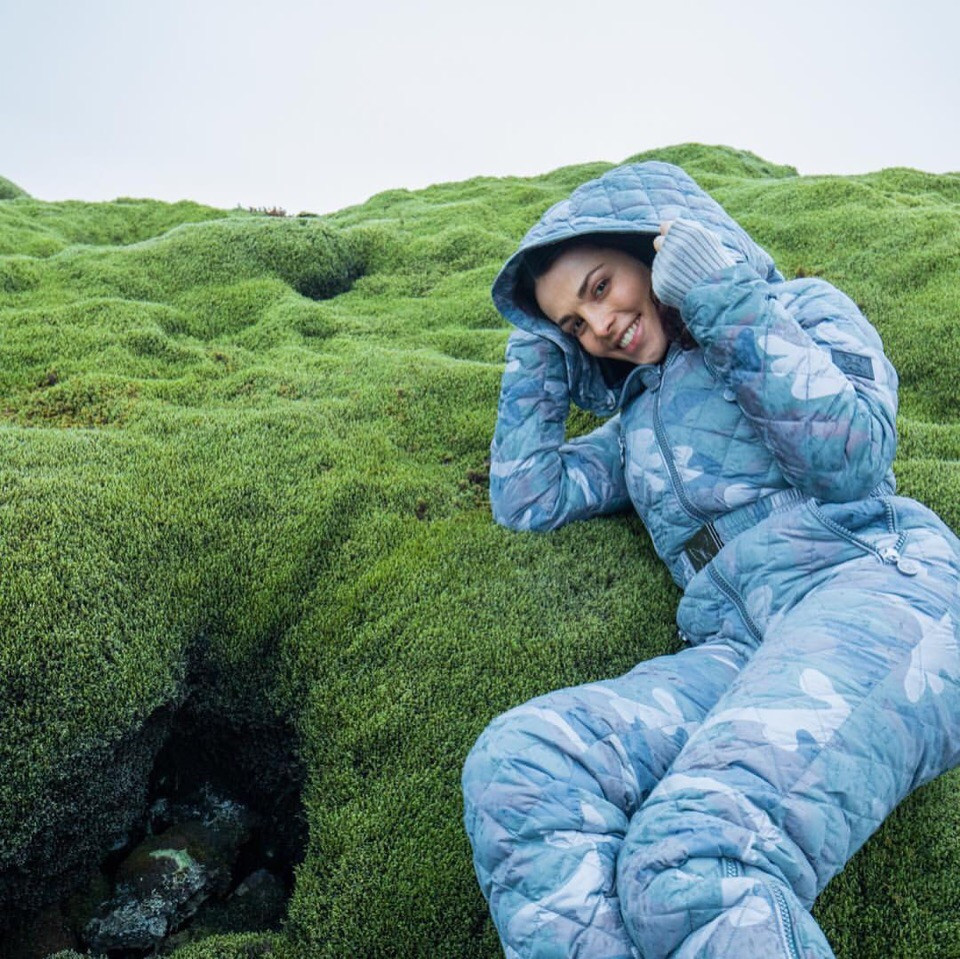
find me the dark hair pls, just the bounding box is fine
[512,232,696,358]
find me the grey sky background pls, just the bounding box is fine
[3,0,958,215]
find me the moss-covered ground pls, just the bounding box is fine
[2,144,960,957]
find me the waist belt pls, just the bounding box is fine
[684,487,810,573]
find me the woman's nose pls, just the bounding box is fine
[584,305,615,338]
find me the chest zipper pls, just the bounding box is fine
[653,349,711,524]
[808,499,918,576]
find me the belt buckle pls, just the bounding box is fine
[685,522,723,572]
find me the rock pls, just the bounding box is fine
[156,869,286,953]
[164,785,259,851]
[147,795,173,834]
[82,815,247,951]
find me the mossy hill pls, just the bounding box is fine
[2,144,960,958]
[0,176,28,201]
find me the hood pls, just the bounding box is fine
[491,161,784,416]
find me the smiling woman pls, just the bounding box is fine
[461,161,960,959]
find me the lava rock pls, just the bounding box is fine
[82,812,250,951]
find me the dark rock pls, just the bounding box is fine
[82,805,253,952]
[157,869,286,954]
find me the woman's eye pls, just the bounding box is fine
[594,279,608,297]
[572,317,585,335]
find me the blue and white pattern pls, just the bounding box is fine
[462,162,960,958]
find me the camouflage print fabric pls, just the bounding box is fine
[462,162,960,958]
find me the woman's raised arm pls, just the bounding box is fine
[653,219,899,503]
[490,330,630,530]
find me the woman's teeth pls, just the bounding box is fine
[618,319,640,349]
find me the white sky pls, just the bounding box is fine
[3,0,958,215]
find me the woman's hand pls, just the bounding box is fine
[651,218,738,310]
[652,220,674,253]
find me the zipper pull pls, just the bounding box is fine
[879,546,920,576]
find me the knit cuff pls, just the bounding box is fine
[651,219,739,309]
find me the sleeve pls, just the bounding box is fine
[654,222,898,503]
[489,330,631,531]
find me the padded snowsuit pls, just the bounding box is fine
[461,162,960,958]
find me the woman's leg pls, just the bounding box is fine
[462,637,749,959]
[616,566,960,959]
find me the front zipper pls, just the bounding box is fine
[653,348,711,524]
[807,499,918,575]
[707,565,763,644]
[721,857,741,879]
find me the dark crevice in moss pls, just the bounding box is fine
[1,650,308,959]
[292,259,365,302]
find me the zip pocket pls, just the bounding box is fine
[807,500,917,576]
[721,857,741,879]
[707,565,763,644]
[723,859,800,959]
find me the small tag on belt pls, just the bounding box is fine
[685,522,724,572]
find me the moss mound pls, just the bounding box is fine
[2,144,960,958]
[0,175,29,200]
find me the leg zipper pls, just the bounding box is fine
[771,883,802,959]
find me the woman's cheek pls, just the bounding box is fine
[583,334,603,358]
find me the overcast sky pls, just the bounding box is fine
[3,0,958,215]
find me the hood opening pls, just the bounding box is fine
[490,161,785,418]
[508,230,657,324]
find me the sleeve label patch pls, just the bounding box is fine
[830,348,875,381]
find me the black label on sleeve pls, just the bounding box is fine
[830,348,875,381]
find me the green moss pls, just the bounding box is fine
[0,174,29,200]
[1,144,960,957]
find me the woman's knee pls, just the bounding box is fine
[462,701,548,836]
[462,688,641,853]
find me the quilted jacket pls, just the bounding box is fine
[489,161,899,588]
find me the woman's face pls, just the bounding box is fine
[534,245,669,365]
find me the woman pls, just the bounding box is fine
[461,161,960,959]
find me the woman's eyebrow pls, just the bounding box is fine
[558,264,603,328]
[578,264,603,299]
